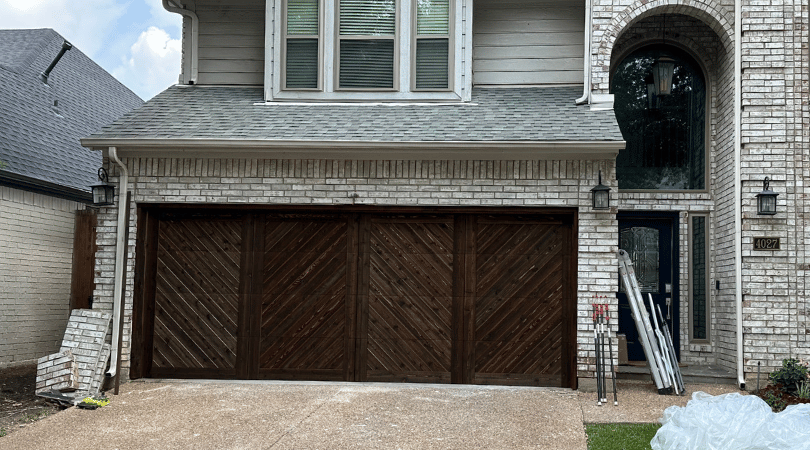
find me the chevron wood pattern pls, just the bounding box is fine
[137,208,574,387]
[152,217,240,373]
[365,217,454,382]
[474,219,566,386]
[259,217,348,378]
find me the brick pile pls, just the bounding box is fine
[36,309,112,402]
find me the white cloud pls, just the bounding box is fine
[113,26,181,100]
[0,0,128,59]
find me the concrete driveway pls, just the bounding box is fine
[1,380,741,450]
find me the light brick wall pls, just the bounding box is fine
[0,186,81,366]
[93,157,619,382]
[596,0,810,379]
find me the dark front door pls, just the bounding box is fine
[617,213,679,362]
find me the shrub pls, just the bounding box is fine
[798,381,810,400]
[769,357,809,396]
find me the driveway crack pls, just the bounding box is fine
[265,393,332,449]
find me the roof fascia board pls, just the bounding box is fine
[83,139,625,160]
[0,171,93,203]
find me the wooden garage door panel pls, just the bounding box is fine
[152,218,240,372]
[259,217,348,376]
[365,218,453,382]
[474,220,566,385]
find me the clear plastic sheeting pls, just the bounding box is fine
[651,392,810,450]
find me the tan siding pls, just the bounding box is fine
[195,0,265,85]
[473,0,584,86]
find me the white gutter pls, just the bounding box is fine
[106,147,128,378]
[734,0,745,389]
[576,0,592,105]
[163,0,198,84]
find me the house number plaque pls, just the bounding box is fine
[753,237,780,250]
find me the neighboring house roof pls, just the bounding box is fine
[0,29,143,202]
[83,86,624,160]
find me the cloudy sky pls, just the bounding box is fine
[0,0,182,100]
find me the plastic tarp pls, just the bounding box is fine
[651,392,810,450]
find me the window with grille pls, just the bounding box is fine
[284,0,320,89]
[414,0,450,90]
[338,0,397,89]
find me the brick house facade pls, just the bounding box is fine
[84,0,809,389]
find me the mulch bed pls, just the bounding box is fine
[0,365,63,437]
[755,384,810,412]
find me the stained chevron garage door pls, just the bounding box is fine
[132,208,576,387]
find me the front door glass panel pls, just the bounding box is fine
[620,227,660,293]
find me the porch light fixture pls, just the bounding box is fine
[91,168,115,206]
[650,14,675,97]
[652,56,675,96]
[756,177,778,215]
[591,170,611,210]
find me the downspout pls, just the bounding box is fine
[163,0,198,84]
[576,0,592,105]
[734,0,745,389]
[106,147,128,378]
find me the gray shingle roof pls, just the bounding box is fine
[0,29,143,197]
[84,85,623,146]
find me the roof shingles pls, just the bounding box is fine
[86,85,623,145]
[0,29,143,194]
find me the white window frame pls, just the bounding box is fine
[335,0,399,91]
[411,0,454,92]
[281,0,323,91]
[267,0,470,101]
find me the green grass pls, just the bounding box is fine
[586,423,661,450]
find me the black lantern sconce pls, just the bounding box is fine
[591,170,611,211]
[91,168,115,206]
[756,177,778,216]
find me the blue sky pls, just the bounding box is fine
[0,0,182,100]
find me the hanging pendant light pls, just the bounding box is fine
[651,14,675,96]
[652,56,675,96]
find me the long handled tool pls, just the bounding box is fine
[593,304,602,406]
[618,250,670,394]
[604,305,618,405]
[598,303,608,404]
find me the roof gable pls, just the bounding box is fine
[0,28,144,199]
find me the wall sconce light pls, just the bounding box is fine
[756,177,778,215]
[645,75,658,109]
[91,168,115,206]
[591,170,611,210]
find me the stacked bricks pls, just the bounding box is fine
[35,349,79,392]
[35,309,112,398]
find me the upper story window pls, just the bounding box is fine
[338,0,397,89]
[284,0,321,89]
[611,46,707,191]
[272,0,463,101]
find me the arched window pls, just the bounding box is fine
[612,46,706,190]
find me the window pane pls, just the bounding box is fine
[286,39,318,88]
[620,226,660,293]
[340,0,396,35]
[288,0,319,35]
[612,47,706,190]
[415,38,448,89]
[339,40,394,88]
[692,216,707,340]
[417,0,449,35]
